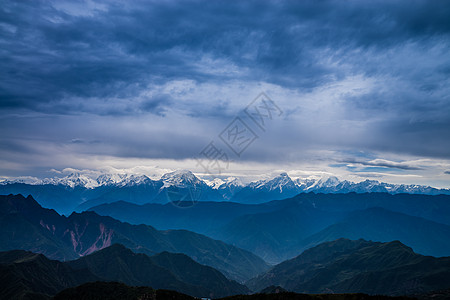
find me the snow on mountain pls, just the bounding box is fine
[40,173,99,188]
[294,178,317,190]
[246,173,298,193]
[208,177,245,200]
[206,178,225,189]
[214,177,244,190]
[303,175,340,191]
[119,174,153,187]
[96,173,128,186]
[1,170,449,196]
[96,173,155,187]
[0,177,39,185]
[226,177,244,187]
[160,170,203,188]
[263,172,298,192]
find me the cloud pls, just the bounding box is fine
[0,0,450,188]
[2,0,449,115]
[343,159,423,171]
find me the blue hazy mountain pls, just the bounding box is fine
[1,171,449,214]
[88,192,450,263]
[0,194,269,283]
[296,207,450,257]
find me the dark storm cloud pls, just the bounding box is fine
[1,0,450,176]
[2,0,450,114]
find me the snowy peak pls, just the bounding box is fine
[307,176,341,190]
[41,173,99,189]
[1,170,449,196]
[294,178,317,190]
[207,178,225,189]
[222,177,244,188]
[265,173,297,192]
[119,174,153,187]
[161,170,202,188]
[250,173,298,193]
[96,173,157,187]
[208,177,244,190]
[96,173,128,186]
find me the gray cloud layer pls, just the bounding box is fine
[1,0,450,183]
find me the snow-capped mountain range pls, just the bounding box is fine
[1,170,449,214]
[2,170,449,196]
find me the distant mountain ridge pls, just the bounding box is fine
[1,171,449,214]
[2,171,448,195]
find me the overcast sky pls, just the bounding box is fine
[1,0,450,187]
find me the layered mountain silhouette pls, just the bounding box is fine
[88,192,450,263]
[0,243,248,299]
[247,238,450,295]
[2,188,450,298]
[0,194,269,282]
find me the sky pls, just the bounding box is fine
[1,0,450,187]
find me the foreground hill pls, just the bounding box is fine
[247,239,450,295]
[0,250,99,299]
[66,244,249,298]
[54,281,196,300]
[0,194,269,282]
[54,282,417,300]
[0,244,248,299]
[220,293,415,300]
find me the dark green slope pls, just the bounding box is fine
[67,244,249,298]
[248,238,450,295]
[66,244,194,295]
[0,244,249,299]
[54,283,418,300]
[53,282,417,300]
[0,250,99,300]
[53,281,195,300]
[219,293,415,300]
[150,251,249,298]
